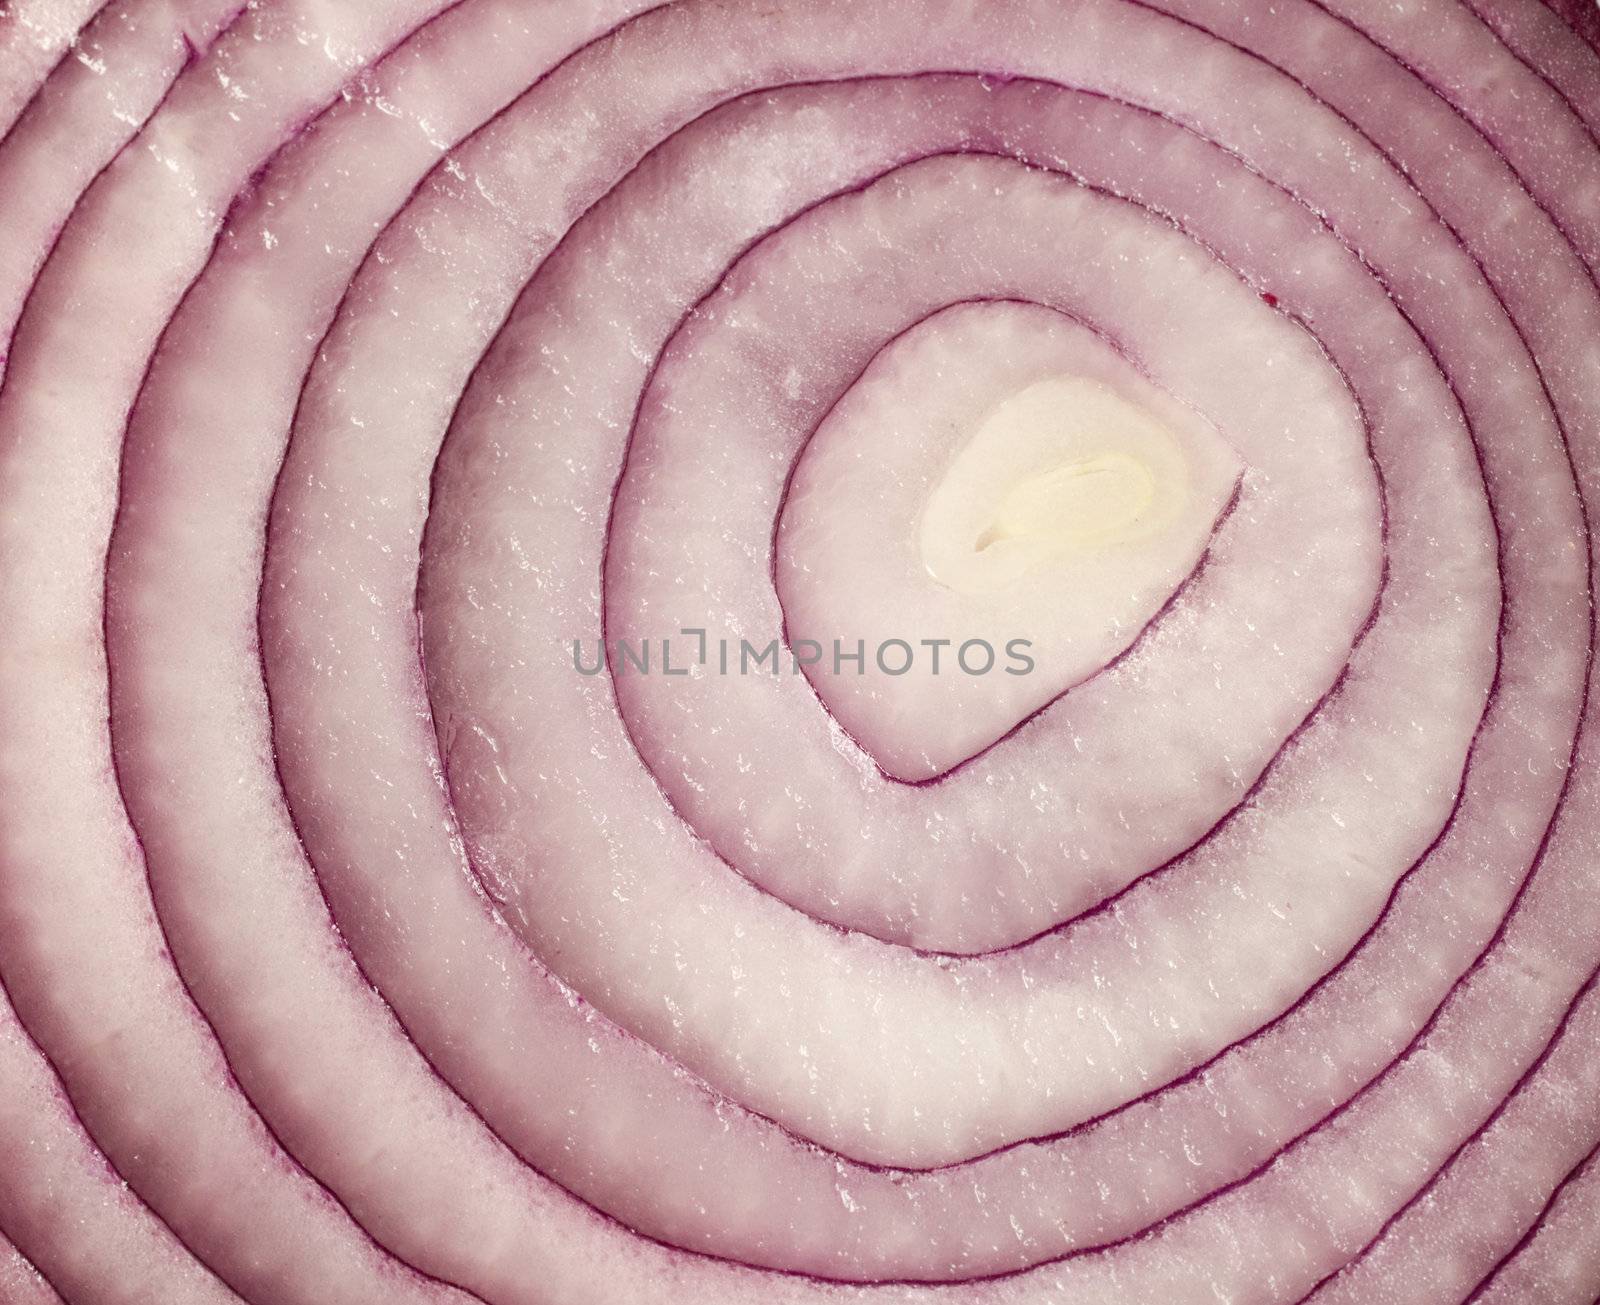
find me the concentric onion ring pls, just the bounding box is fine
[0,0,1597,1301]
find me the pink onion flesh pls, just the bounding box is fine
[0,0,1598,1301]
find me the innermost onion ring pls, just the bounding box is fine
[773,297,1244,784]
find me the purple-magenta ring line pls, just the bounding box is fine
[1460,1132,1600,1304]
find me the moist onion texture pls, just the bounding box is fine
[0,0,1598,1301]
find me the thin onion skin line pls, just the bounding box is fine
[276,21,1570,1208]
[1461,1134,1600,1305]
[0,1220,63,1305]
[1538,0,1600,53]
[1460,0,1600,148]
[28,2,503,1302]
[121,0,1561,1292]
[0,0,109,138]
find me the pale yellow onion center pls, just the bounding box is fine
[920,376,1194,594]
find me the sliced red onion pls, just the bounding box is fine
[1,0,1597,1299]
[260,65,1555,1274]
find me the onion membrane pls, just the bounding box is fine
[0,0,1598,1301]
